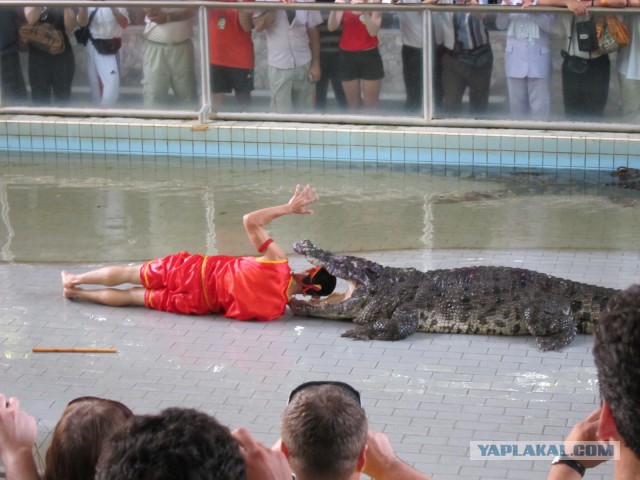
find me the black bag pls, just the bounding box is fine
[457,43,493,68]
[74,8,98,47]
[561,49,589,74]
[91,37,122,55]
[576,17,598,53]
[74,26,90,45]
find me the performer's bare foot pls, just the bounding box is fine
[61,271,79,289]
[63,286,81,299]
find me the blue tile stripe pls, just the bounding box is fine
[0,119,638,171]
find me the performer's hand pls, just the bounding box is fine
[288,184,319,215]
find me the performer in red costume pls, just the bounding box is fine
[61,184,336,321]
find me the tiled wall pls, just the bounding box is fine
[1,116,639,171]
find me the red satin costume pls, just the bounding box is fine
[140,252,293,321]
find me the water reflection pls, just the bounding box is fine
[0,154,638,263]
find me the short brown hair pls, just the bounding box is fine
[44,397,133,480]
[281,383,367,479]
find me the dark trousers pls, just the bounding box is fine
[402,44,423,112]
[441,50,493,115]
[315,50,346,110]
[1,52,28,104]
[562,54,610,119]
[28,46,75,105]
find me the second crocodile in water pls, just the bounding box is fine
[289,241,619,351]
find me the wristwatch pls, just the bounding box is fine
[551,456,586,478]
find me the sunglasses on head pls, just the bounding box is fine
[288,381,362,406]
[67,396,133,417]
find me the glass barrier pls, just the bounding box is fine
[1,2,638,128]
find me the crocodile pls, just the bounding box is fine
[610,166,640,190]
[288,240,619,351]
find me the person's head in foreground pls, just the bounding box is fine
[281,381,368,480]
[293,266,337,298]
[593,284,640,460]
[94,407,246,480]
[44,396,133,480]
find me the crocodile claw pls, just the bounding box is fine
[342,325,375,341]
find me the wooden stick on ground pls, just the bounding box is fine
[32,347,117,353]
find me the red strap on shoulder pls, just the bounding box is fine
[258,238,274,253]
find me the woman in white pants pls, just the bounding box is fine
[77,6,129,105]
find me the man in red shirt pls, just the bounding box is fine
[61,184,336,321]
[207,0,255,109]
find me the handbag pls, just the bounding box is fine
[575,17,598,52]
[595,15,630,54]
[74,8,98,46]
[561,49,589,74]
[91,37,122,55]
[19,21,65,55]
[562,17,590,74]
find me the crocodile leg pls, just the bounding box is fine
[342,306,420,341]
[523,296,577,351]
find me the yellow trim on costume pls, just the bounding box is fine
[256,257,288,264]
[285,276,295,299]
[141,261,150,288]
[201,256,214,311]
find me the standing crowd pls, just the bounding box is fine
[1,0,639,117]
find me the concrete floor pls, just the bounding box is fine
[2,248,639,479]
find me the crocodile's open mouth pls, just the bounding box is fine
[297,279,357,306]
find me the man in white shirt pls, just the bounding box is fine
[142,6,197,107]
[253,0,322,112]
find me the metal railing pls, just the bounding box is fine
[2,0,640,132]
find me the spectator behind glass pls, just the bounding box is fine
[391,0,440,112]
[76,6,130,106]
[617,0,640,121]
[207,0,255,111]
[547,284,640,479]
[44,397,133,480]
[314,0,348,111]
[23,6,76,105]
[328,0,385,110]
[95,407,246,480]
[142,4,197,108]
[252,0,322,113]
[0,7,28,105]
[434,0,494,115]
[533,0,626,119]
[280,381,432,480]
[495,0,555,118]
